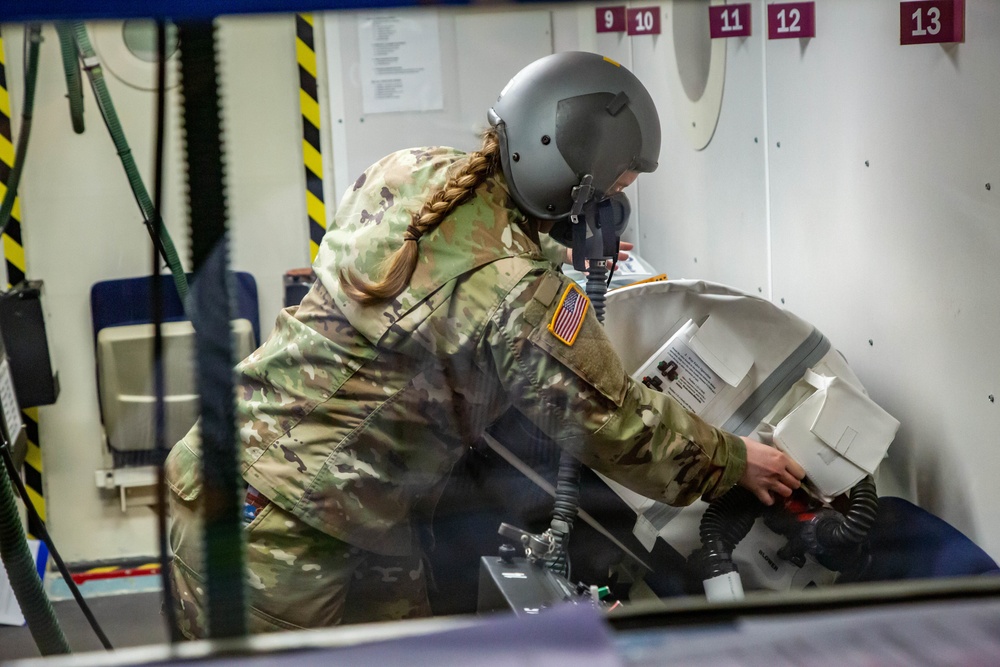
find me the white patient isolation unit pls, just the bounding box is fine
[601,279,900,592]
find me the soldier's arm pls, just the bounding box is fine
[481,270,747,506]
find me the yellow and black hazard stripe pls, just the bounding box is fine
[296,13,327,263]
[0,33,44,538]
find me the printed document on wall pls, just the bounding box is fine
[358,11,443,114]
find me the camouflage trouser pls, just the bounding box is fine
[167,487,432,639]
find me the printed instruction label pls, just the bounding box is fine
[634,320,729,417]
[358,11,444,114]
[661,337,724,415]
[0,359,22,441]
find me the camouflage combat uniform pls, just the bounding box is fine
[165,146,746,637]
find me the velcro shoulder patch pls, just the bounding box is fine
[532,273,562,307]
[548,283,589,346]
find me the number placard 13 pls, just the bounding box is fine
[627,7,661,36]
[767,2,816,39]
[709,3,752,39]
[900,0,964,45]
[596,6,626,33]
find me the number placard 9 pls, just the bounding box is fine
[900,0,964,45]
[596,6,626,33]
[627,7,661,36]
[709,3,752,38]
[767,2,816,39]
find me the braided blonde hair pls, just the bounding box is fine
[340,130,502,305]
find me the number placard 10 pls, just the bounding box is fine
[767,2,816,39]
[596,6,626,33]
[627,7,661,36]
[900,0,964,44]
[709,4,752,39]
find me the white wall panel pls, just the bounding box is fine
[764,0,1000,553]
[630,0,770,296]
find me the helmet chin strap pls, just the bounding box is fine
[568,175,622,273]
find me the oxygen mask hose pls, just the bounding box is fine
[545,261,610,580]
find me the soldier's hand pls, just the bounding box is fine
[737,437,806,506]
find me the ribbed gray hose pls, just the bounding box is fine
[70,22,189,305]
[0,24,41,237]
[54,23,84,134]
[0,451,70,655]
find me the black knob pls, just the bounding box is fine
[498,543,517,564]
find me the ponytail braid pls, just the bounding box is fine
[340,130,501,305]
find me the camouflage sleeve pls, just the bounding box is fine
[483,270,746,506]
[538,234,570,267]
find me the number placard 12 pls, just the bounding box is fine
[596,6,626,33]
[627,7,661,36]
[709,4,752,39]
[767,2,816,39]
[900,0,964,45]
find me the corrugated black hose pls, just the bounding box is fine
[176,19,247,639]
[0,444,70,655]
[546,263,609,579]
[691,486,764,579]
[816,476,879,547]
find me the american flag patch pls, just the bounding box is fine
[548,284,589,346]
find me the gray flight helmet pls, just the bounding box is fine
[488,51,660,220]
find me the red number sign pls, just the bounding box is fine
[767,2,816,39]
[596,6,626,33]
[627,7,661,36]
[709,4,752,39]
[900,0,965,45]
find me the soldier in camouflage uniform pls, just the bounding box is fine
[165,52,804,638]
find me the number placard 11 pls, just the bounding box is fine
[627,7,661,36]
[596,6,626,33]
[767,2,816,39]
[900,0,964,45]
[709,4,752,39]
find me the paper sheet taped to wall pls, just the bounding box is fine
[358,11,443,114]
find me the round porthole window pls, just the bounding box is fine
[91,20,180,91]
[664,0,728,150]
[122,20,179,63]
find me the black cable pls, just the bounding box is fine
[0,442,113,650]
[152,18,182,645]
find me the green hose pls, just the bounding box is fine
[0,450,70,655]
[54,23,84,134]
[70,22,190,305]
[0,24,41,239]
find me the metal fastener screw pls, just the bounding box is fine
[512,152,520,162]
[776,142,781,148]
[541,135,551,145]
[990,395,995,403]
[865,160,870,167]
[869,339,874,346]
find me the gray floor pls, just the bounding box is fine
[0,591,169,662]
